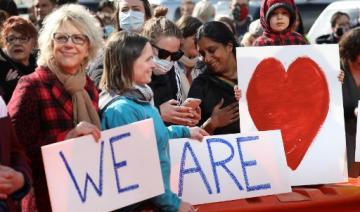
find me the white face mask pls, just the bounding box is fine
[119,10,145,32]
[153,56,174,75]
[179,55,199,68]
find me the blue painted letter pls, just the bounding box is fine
[178,142,212,196]
[207,138,243,193]
[110,132,139,193]
[237,136,271,192]
[59,141,105,203]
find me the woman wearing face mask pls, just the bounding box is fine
[142,16,201,127]
[176,16,203,87]
[87,0,152,88]
[231,0,252,39]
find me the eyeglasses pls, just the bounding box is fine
[152,44,184,61]
[6,35,30,44]
[53,33,89,45]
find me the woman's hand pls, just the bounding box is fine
[234,85,242,101]
[202,99,239,134]
[338,69,345,84]
[211,99,239,128]
[178,201,196,212]
[0,165,25,199]
[189,126,209,141]
[65,121,101,141]
[160,99,199,126]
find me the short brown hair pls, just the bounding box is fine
[1,16,37,44]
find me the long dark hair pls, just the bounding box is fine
[100,31,149,93]
[195,21,239,56]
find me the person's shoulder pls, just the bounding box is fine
[315,33,332,44]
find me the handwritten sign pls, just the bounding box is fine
[169,130,291,205]
[41,119,164,212]
[237,45,348,185]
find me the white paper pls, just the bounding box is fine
[42,119,164,212]
[170,130,291,205]
[237,44,348,185]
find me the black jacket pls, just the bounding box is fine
[188,70,240,135]
[315,33,339,44]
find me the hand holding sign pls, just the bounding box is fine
[0,165,25,199]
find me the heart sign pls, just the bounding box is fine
[246,57,330,170]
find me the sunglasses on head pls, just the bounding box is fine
[152,44,184,61]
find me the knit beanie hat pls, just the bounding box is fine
[265,1,296,28]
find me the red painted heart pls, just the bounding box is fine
[246,57,329,170]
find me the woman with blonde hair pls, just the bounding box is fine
[142,16,201,126]
[192,0,215,23]
[8,4,103,211]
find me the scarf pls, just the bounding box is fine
[123,84,154,104]
[48,62,101,128]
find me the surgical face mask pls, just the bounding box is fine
[153,56,174,75]
[119,10,145,32]
[232,4,249,21]
[179,55,199,68]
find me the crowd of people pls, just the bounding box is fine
[0,0,360,211]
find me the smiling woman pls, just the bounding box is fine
[0,16,37,104]
[7,4,104,212]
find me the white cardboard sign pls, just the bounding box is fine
[169,130,291,205]
[237,44,348,185]
[41,119,164,212]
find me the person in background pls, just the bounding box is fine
[0,95,32,212]
[192,0,215,23]
[96,0,116,39]
[8,4,103,211]
[316,11,350,44]
[240,18,263,46]
[0,16,38,104]
[189,21,240,135]
[292,10,304,36]
[180,0,195,18]
[253,0,307,46]
[339,27,360,178]
[176,15,203,86]
[87,0,152,88]
[100,31,208,212]
[142,16,201,126]
[230,0,252,39]
[0,0,18,30]
[33,0,56,29]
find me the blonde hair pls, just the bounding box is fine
[192,0,215,23]
[37,4,103,68]
[141,16,182,44]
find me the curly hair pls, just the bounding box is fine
[37,4,103,69]
[1,16,37,44]
[339,27,360,64]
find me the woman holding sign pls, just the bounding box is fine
[340,27,360,177]
[99,31,208,211]
[188,21,240,135]
[7,4,103,211]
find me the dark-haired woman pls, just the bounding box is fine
[188,21,240,135]
[340,27,360,177]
